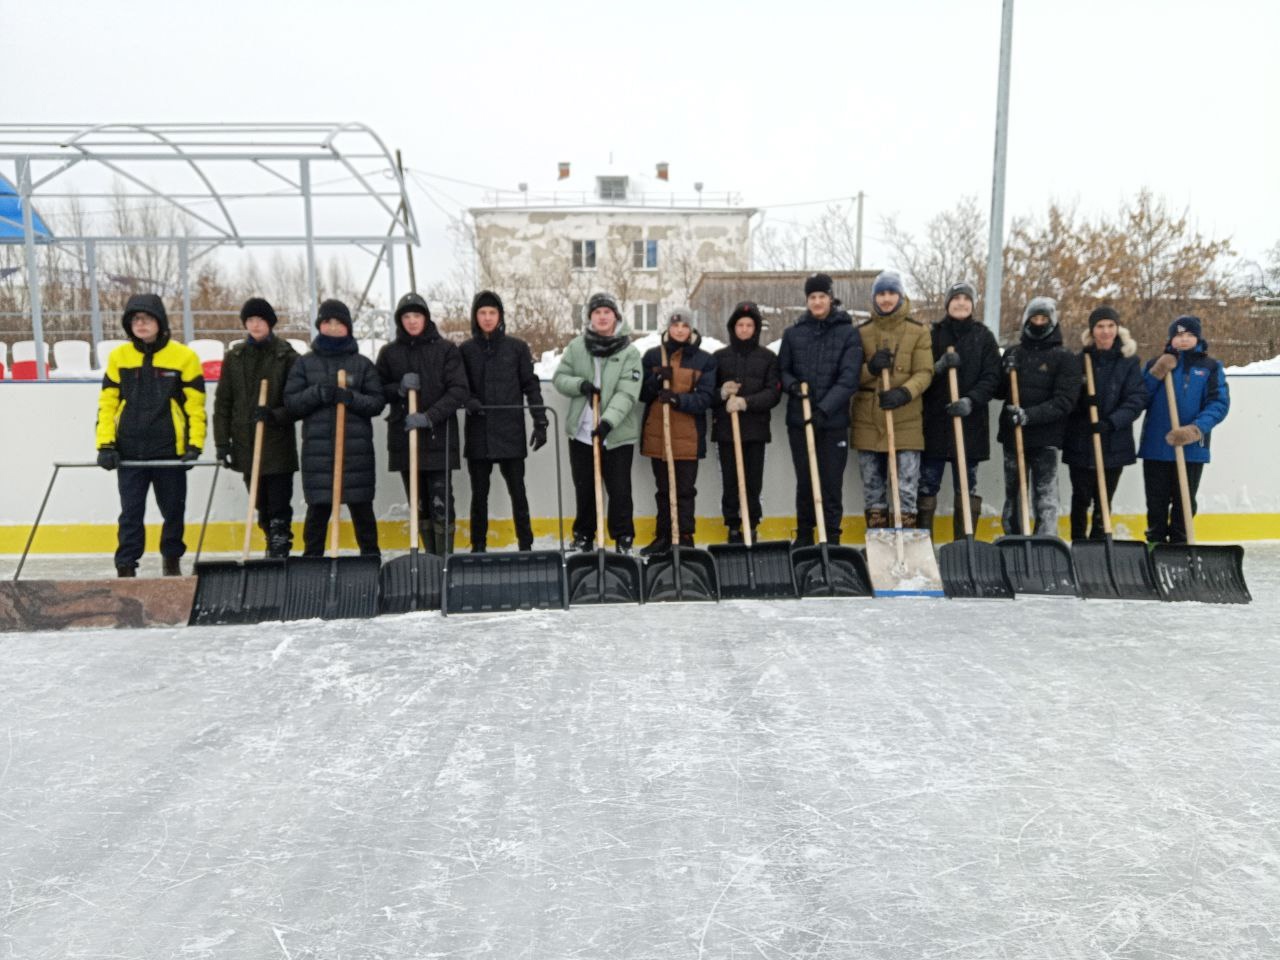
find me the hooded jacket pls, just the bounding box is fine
[552,316,643,448]
[711,308,781,445]
[213,334,300,475]
[95,293,207,459]
[777,305,861,429]
[995,314,1082,449]
[459,292,547,461]
[1062,326,1146,469]
[852,295,934,452]
[922,314,1002,463]
[1138,335,1229,464]
[640,329,717,460]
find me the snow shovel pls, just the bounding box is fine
[443,404,567,614]
[283,370,381,620]
[1071,353,1160,601]
[865,366,944,597]
[378,386,443,614]
[937,350,1013,599]
[644,345,718,603]
[191,378,287,625]
[565,393,643,605]
[708,406,797,599]
[1151,374,1250,604]
[995,367,1078,596]
[792,384,872,597]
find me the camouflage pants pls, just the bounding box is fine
[858,450,921,514]
[1001,446,1060,536]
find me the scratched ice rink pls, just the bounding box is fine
[2,548,1278,959]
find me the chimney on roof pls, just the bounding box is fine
[558,162,570,181]
[656,162,669,181]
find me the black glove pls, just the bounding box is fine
[317,384,335,404]
[1084,394,1099,408]
[250,405,272,424]
[804,407,827,428]
[655,365,674,381]
[404,412,432,433]
[1001,350,1018,372]
[181,447,202,462]
[934,351,961,374]
[216,445,233,468]
[333,387,353,406]
[945,397,973,418]
[464,397,484,415]
[592,420,612,440]
[96,446,119,471]
[399,372,420,396]
[530,423,548,451]
[579,380,599,398]
[786,380,807,398]
[1091,419,1114,435]
[1002,404,1029,427]
[867,347,895,374]
[657,389,679,406]
[878,387,911,410]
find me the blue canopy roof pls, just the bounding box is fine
[0,174,52,241]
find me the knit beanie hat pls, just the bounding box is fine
[873,270,905,298]
[394,291,431,326]
[944,282,977,315]
[804,273,834,298]
[316,298,353,334]
[586,292,621,323]
[667,307,696,331]
[472,290,503,317]
[1168,315,1202,340]
[240,297,278,328]
[1088,306,1121,330]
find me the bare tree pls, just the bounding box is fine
[881,195,987,312]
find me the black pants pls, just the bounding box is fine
[650,457,698,542]
[1068,464,1123,541]
[398,470,455,550]
[717,440,766,531]
[1143,459,1204,544]
[787,426,848,540]
[115,464,187,570]
[302,501,379,558]
[469,458,532,550]
[241,471,294,530]
[568,439,634,542]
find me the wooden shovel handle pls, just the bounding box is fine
[880,365,902,527]
[1009,367,1032,535]
[1163,372,1196,545]
[660,343,679,544]
[592,392,605,547]
[730,408,751,547]
[946,347,974,537]
[243,378,270,559]
[1082,353,1113,535]
[329,369,346,558]
[407,387,419,549]
[800,383,828,545]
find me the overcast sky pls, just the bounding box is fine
[6,0,1277,295]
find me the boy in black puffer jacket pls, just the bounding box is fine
[459,290,548,552]
[375,292,469,556]
[995,297,1081,536]
[712,301,781,543]
[284,299,386,557]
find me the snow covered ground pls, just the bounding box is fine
[3,548,1278,958]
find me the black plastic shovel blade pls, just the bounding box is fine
[282,555,381,620]
[792,543,873,598]
[995,535,1078,597]
[707,541,798,600]
[938,537,1014,599]
[378,550,444,614]
[443,551,566,613]
[189,558,287,625]
[643,545,719,603]
[1151,544,1250,604]
[565,550,643,605]
[1072,538,1161,601]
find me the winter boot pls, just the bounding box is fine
[471,542,487,554]
[865,508,891,530]
[517,536,534,552]
[899,513,917,530]
[116,565,136,578]
[916,495,937,536]
[726,526,744,545]
[640,537,670,558]
[267,518,293,559]
[793,528,815,548]
[571,533,593,553]
[615,535,634,556]
[677,534,695,548]
[162,557,182,577]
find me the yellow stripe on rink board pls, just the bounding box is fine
[2,513,1278,554]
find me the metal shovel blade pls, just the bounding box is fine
[1072,538,1161,601]
[792,543,873,598]
[643,545,719,603]
[865,529,945,597]
[996,535,1079,597]
[565,550,643,605]
[444,550,567,613]
[378,550,444,614]
[189,558,287,625]
[1151,544,1250,604]
[707,541,798,600]
[282,555,381,620]
[938,537,1014,599]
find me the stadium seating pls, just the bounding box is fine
[188,339,226,364]
[95,339,127,368]
[202,360,223,381]
[51,340,93,379]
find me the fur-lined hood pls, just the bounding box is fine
[1081,324,1137,358]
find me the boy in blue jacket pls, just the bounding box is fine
[1139,315,1230,544]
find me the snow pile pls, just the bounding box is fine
[1226,353,1280,374]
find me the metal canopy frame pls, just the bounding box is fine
[0,122,418,378]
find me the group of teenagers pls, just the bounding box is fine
[93,270,1230,577]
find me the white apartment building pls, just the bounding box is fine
[468,163,755,334]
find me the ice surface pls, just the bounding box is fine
[2,548,1279,958]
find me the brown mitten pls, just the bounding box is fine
[1165,424,1202,447]
[1150,353,1178,380]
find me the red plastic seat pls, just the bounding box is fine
[0,362,6,379]
[201,360,222,381]
[10,360,38,380]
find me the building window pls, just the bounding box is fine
[572,239,597,270]
[633,303,658,332]
[597,177,628,201]
[632,239,658,270]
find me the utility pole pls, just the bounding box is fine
[984,0,1015,340]
[855,191,864,271]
